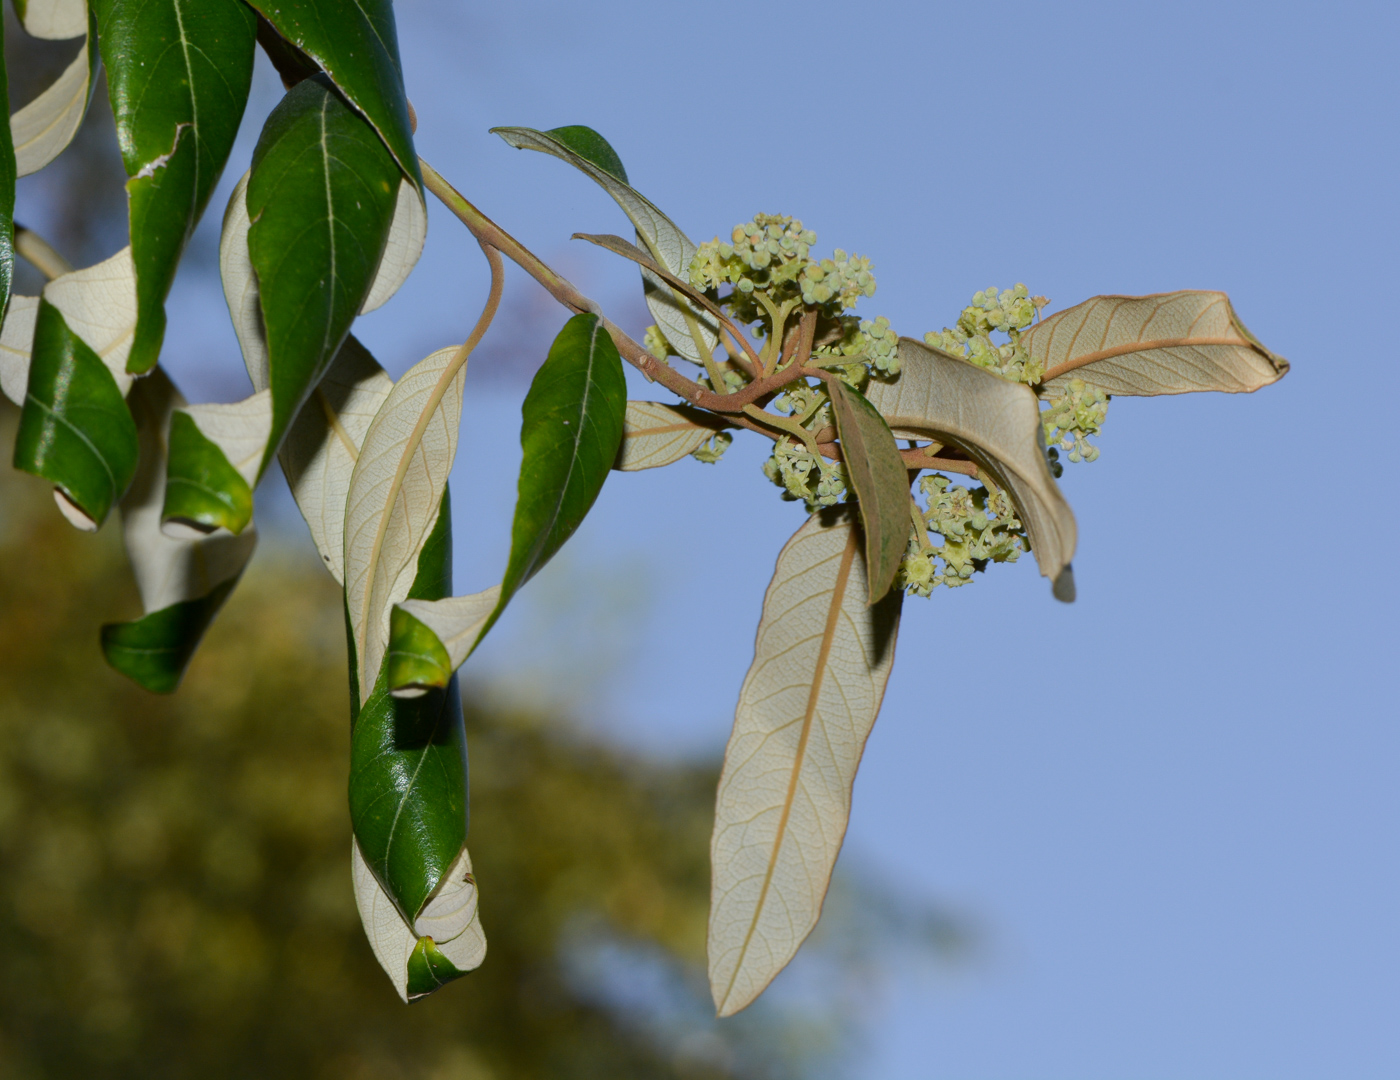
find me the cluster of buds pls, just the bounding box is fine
[691,431,733,464]
[1040,377,1108,467]
[762,438,847,509]
[897,475,1027,596]
[924,284,1047,384]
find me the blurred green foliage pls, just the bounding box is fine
[0,401,842,1079]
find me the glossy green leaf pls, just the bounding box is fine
[13,299,138,527]
[350,488,468,924]
[475,313,625,652]
[405,936,467,1000]
[387,586,499,696]
[0,15,17,326]
[161,409,254,534]
[828,380,910,605]
[385,605,452,696]
[491,125,720,367]
[245,0,420,188]
[94,0,256,374]
[101,577,239,692]
[246,73,400,476]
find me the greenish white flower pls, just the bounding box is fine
[1041,377,1108,463]
[691,431,733,464]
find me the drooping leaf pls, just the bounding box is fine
[278,334,392,583]
[387,586,500,696]
[350,490,470,925]
[709,506,902,1017]
[828,380,911,605]
[13,299,138,528]
[93,0,257,374]
[0,293,37,405]
[866,340,1078,599]
[9,5,97,176]
[160,391,271,536]
[0,15,17,325]
[101,369,257,691]
[352,840,485,1003]
[246,74,400,476]
[1024,291,1289,396]
[615,400,731,471]
[491,125,720,366]
[343,341,468,703]
[43,246,139,375]
[244,0,421,189]
[470,312,625,656]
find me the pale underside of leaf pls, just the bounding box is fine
[867,340,1077,590]
[17,0,86,39]
[396,587,501,682]
[344,345,467,700]
[219,172,267,388]
[492,126,718,365]
[181,390,273,488]
[11,38,91,176]
[1025,291,1289,396]
[0,295,38,406]
[42,246,138,394]
[352,839,486,1003]
[123,369,256,612]
[616,400,728,471]
[280,337,393,584]
[709,508,901,1017]
[360,178,426,314]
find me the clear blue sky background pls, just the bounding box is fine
[135,0,1400,1075]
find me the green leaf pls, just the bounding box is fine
[387,587,499,696]
[0,15,17,326]
[386,605,452,696]
[245,0,420,189]
[246,74,400,476]
[828,380,910,605]
[350,488,469,924]
[101,577,239,693]
[490,125,719,368]
[405,936,467,1000]
[94,0,257,375]
[13,299,138,527]
[161,409,254,534]
[476,312,625,651]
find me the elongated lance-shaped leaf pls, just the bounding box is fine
[353,839,486,1002]
[245,0,420,190]
[161,390,271,536]
[491,125,720,367]
[709,506,902,1016]
[463,312,625,667]
[615,400,731,471]
[246,74,400,476]
[344,343,468,703]
[101,368,257,692]
[94,0,256,374]
[13,299,138,528]
[1023,290,1289,396]
[0,15,17,326]
[350,488,471,928]
[828,380,911,605]
[388,586,500,696]
[279,334,392,583]
[0,293,37,405]
[14,0,87,39]
[867,340,1078,600]
[9,5,98,176]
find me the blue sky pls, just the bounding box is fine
[116,0,1400,1075]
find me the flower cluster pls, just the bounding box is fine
[897,475,1027,596]
[924,284,1046,384]
[690,431,733,464]
[762,439,847,509]
[1040,376,1107,468]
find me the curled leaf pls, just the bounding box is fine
[388,586,501,696]
[709,506,901,1016]
[161,391,271,536]
[866,340,1077,596]
[9,7,97,176]
[1025,291,1289,396]
[615,400,730,471]
[0,294,38,405]
[14,0,87,39]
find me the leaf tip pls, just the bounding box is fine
[1053,565,1076,603]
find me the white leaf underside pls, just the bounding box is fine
[0,295,38,406]
[344,344,467,700]
[11,39,91,176]
[493,127,718,365]
[396,586,501,682]
[43,246,139,394]
[709,508,901,1017]
[866,340,1077,588]
[352,839,486,1003]
[615,400,726,471]
[123,369,256,612]
[182,390,273,487]
[1024,290,1289,396]
[279,336,394,585]
[360,179,427,314]
[18,0,86,39]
